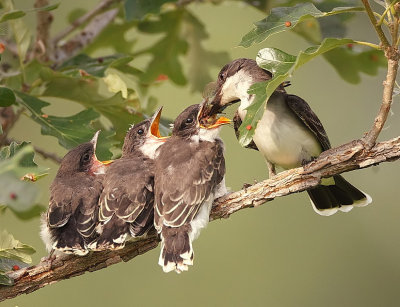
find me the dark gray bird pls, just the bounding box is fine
[40,131,110,256]
[90,108,167,251]
[154,103,230,273]
[208,58,371,216]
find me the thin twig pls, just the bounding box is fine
[0,136,399,301]
[52,0,120,44]
[34,0,53,62]
[362,0,391,47]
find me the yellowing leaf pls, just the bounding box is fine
[103,73,128,99]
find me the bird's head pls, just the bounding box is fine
[58,131,112,176]
[123,107,168,158]
[208,58,273,115]
[172,102,231,140]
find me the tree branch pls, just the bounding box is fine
[1,136,399,302]
[34,0,53,62]
[362,1,400,148]
[52,8,119,64]
[52,0,120,45]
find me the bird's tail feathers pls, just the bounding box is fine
[308,175,372,216]
[159,225,194,274]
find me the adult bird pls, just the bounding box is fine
[154,103,230,273]
[40,131,111,256]
[208,58,371,216]
[91,107,167,250]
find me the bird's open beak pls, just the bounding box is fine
[201,116,231,129]
[149,106,169,142]
[90,130,100,151]
[89,131,113,174]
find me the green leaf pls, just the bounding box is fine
[8,204,46,220]
[237,81,269,146]
[239,3,363,48]
[15,91,115,159]
[0,230,35,263]
[0,87,16,107]
[0,142,47,177]
[323,47,386,84]
[183,11,230,92]
[239,38,354,146]
[0,10,26,22]
[124,0,176,21]
[0,273,13,286]
[137,10,188,85]
[10,15,32,71]
[31,2,60,12]
[0,257,29,272]
[57,54,134,78]
[40,70,142,146]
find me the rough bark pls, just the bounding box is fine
[1,136,399,302]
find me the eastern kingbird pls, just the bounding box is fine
[90,108,167,250]
[154,103,230,273]
[41,131,111,256]
[208,58,371,216]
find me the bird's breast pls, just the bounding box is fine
[240,100,322,169]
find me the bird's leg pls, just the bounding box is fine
[266,161,276,178]
[40,249,56,268]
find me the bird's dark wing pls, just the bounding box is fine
[155,139,225,230]
[99,158,154,225]
[285,94,331,151]
[48,175,101,240]
[233,111,259,151]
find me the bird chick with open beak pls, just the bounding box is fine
[90,107,167,251]
[154,102,230,273]
[40,131,112,256]
[208,58,371,216]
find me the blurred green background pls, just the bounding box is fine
[1,1,400,306]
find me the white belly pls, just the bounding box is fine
[239,99,322,169]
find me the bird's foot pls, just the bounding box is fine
[40,249,56,269]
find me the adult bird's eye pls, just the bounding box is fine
[186,118,193,124]
[137,128,144,135]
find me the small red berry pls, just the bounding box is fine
[370,54,379,62]
[346,43,353,49]
[10,193,17,200]
[284,21,291,27]
[0,43,5,54]
[246,125,252,130]
[156,74,168,81]
[12,265,20,271]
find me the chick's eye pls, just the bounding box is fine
[218,72,225,81]
[137,128,144,135]
[82,153,90,162]
[186,118,193,124]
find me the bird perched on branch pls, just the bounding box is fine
[154,102,230,273]
[40,131,111,256]
[208,58,371,216]
[90,107,167,251]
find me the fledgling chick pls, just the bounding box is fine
[208,58,371,216]
[90,107,167,250]
[154,102,230,273]
[40,131,110,256]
